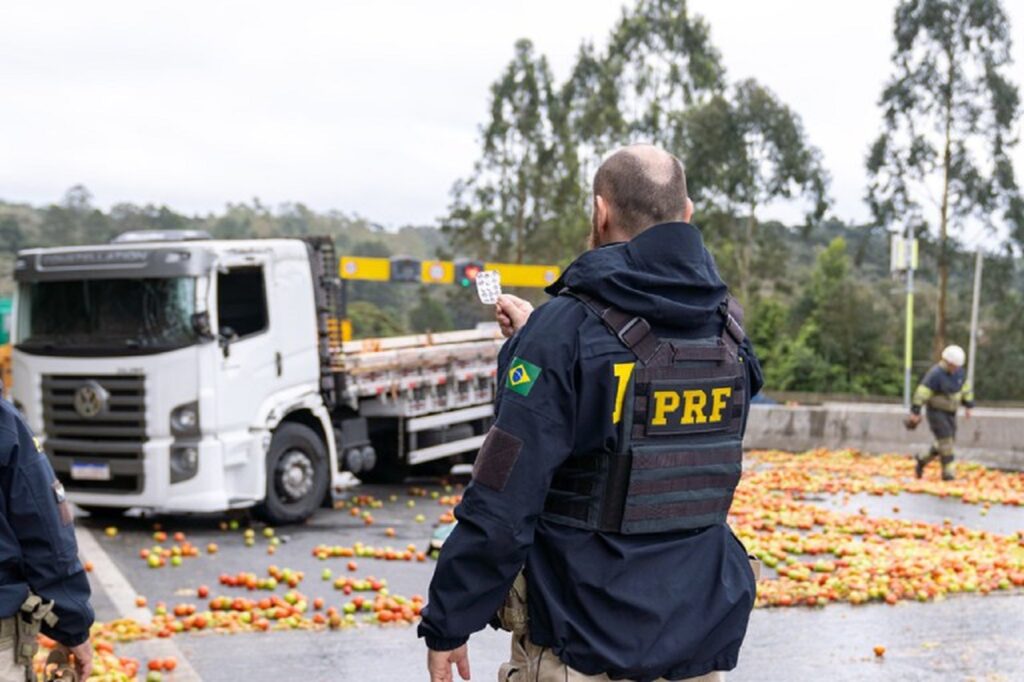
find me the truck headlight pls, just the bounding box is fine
[170,445,199,483]
[170,401,200,437]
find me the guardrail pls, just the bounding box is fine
[745,402,1024,471]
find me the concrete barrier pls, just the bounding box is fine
[745,403,1024,471]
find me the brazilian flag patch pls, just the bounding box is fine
[506,357,542,397]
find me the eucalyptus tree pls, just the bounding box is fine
[866,0,1023,354]
[443,39,583,264]
[681,79,828,303]
[563,0,726,174]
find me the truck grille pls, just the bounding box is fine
[42,374,146,494]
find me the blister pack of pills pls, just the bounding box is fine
[475,270,502,305]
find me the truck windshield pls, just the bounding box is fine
[17,278,199,355]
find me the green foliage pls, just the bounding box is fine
[443,288,491,331]
[747,297,787,371]
[347,301,405,339]
[39,186,116,246]
[408,290,454,333]
[765,239,902,396]
[681,80,829,303]
[975,290,1024,401]
[0,217,24,252]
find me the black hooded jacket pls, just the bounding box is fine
[419,223,763,680]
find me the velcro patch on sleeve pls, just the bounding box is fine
[472,426,523,492]
[52,480,73,526]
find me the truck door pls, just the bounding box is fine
[214,256,276,499]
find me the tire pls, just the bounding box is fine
[256,423,329,525]
[78,505,129,519]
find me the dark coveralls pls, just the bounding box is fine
[419,222,763,681]
[0,399,94,672]
[911,363,974,480]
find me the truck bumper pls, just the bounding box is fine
[59,436,260,514]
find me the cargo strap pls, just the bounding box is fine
[15,594,58,669]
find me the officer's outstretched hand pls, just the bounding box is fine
[427,644,471,682]
[496,295,533,338]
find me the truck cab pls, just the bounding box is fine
[11,233,504,523]
[12,236,345,523]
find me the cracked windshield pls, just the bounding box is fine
[18,278,197,353]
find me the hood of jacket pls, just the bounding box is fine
[546,222,728,331]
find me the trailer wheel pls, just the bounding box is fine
[256,423,329,525]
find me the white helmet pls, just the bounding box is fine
[941,344,966,368]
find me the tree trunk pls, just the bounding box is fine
[515,184,526,265]
[738,203,756,304]
[935,55,954,359]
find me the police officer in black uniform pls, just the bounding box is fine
[1,400,94,680]
[420,144,763,682]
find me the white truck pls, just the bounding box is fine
[10,233,503,523]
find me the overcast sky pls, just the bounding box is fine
[2,0,1023,240]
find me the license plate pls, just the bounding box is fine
[71,462,111,481]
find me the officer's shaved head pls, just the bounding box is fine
[593,144,688,237]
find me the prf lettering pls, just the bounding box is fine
[650,387,732,426]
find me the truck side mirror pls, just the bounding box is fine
[191,312,213,340]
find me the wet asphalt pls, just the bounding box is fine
[78,480,1024,682]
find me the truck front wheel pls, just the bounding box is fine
[256,423,329,525]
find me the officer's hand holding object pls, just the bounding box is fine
[495,294,533,338]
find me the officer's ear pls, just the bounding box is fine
[593,195,610,239]
[683,196,694,223]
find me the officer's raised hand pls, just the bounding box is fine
[427,643,470,682]
[495,294,533,338]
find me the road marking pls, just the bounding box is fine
[76,526,202,681]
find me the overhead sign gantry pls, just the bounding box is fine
[339,256,560,289]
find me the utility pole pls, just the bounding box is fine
[892,227,918,410]
[967,249,983,391]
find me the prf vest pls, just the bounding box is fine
[542,290,749,535]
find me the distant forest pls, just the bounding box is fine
[1,188,1022,401]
